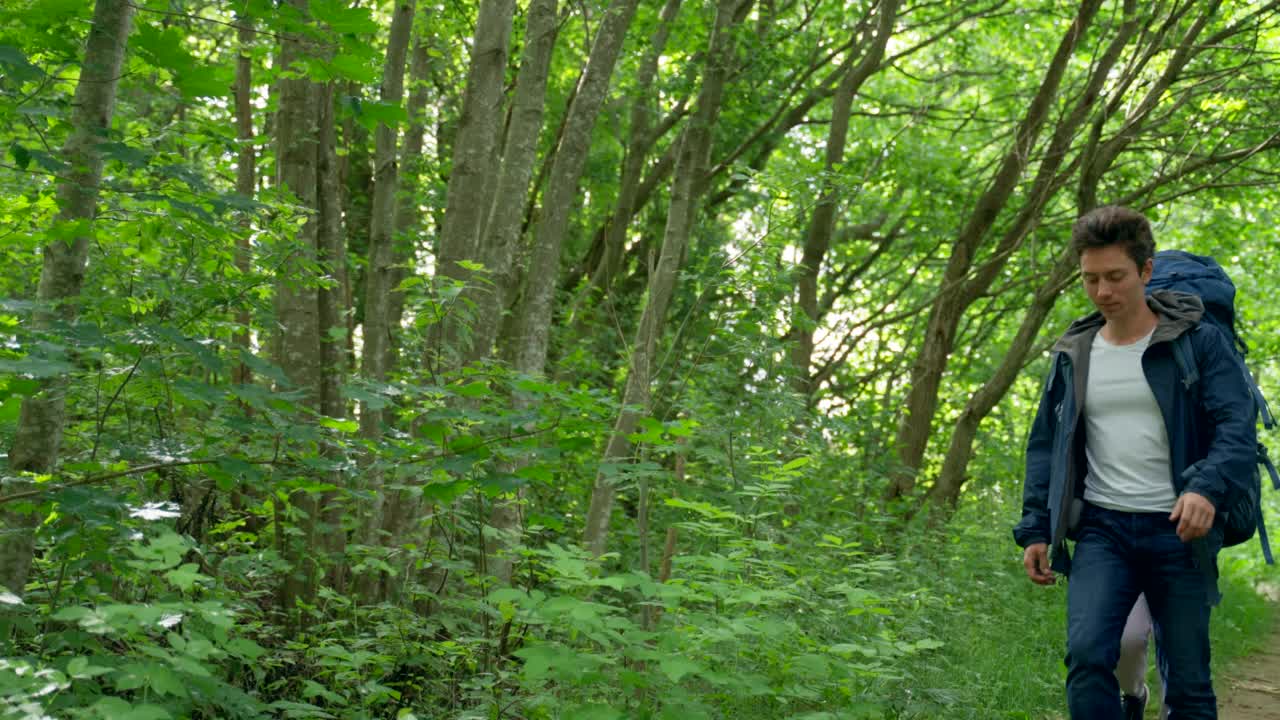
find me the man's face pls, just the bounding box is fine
[1080,244,1152,322]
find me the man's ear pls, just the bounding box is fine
[1141,257,1153,284]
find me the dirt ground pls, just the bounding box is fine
[1219,631,1280,720]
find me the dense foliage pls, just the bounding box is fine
[2,0,1279,718]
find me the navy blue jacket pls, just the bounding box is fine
[1012,291,1258,573]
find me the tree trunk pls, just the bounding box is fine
[377,32,435,552]
[464,0,560,368]
[504,0,641,377]
[582,0,749,558]
[926,248,1078,510]
[316,81,349,591]
[233,16,255,387]
[385,33,433,373]
[576,0,684,314]
[788,0,898,397]
[273,0,323,611]
[434,0,516,370]
[885,0,1103,501]
[464,0,561,584]
[358,0,416,565]
[0,0,133,597]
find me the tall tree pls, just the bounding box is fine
[582,0,751,557]
[232,15,256,388]
[272,0,324,611]
[885,0,1104,501]
[433,0,516,369]
[0,0,134,596]
[358,0,416,547]
[465,0,561,368]
[789,0,899,398]
[504,0,642,375]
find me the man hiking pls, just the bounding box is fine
[1013,205,1257,718]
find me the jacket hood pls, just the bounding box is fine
[1052,289,1204,358]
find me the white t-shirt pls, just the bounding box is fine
[1082,328,1178,513]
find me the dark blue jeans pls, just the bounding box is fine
[1066,503,1219,719]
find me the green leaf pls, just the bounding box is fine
[175,64,232,98]
[98,141,151,168]
[514,378,557,394]
[271,700,336,719]
[515,464,554,484]
[121,704,174,720]
[319,416,359,433]
[0,45,42,81]
[0,355,75,377]
[9,142,31,169]
[659,656,701,683]
[224,637,266,661]
[328,53,377,83]
[420,480,470,503]
[147,665,188,698]
[68,657,111,679]
[355,100,408,132]
[781,456,811,471]
[453,381,490,398]
[311,0,379,33]
[239,350,291,386]
[51,606,89,622]
[164,563,205,591]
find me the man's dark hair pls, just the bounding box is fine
[1071,205,1155,268]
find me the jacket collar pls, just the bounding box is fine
[1052,289,1204,362]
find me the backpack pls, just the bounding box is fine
[1147,250,1278,563]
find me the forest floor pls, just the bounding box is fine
[1219,639,1280,719]
[1218,638,1280,717]
[1219,584,1280,720]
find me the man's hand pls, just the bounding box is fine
[1023,543,1055,585]
[1170,492,1216,542]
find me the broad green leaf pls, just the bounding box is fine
[453,381,490,398]
[146,665,188,697]
[319,416,359,433]
[659,656,701,683]
[164,563,205,591]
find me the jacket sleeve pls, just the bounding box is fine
[1183,325,1258,509]
[1013,362,1057,548]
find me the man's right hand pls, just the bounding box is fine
[1023,543,1055,585]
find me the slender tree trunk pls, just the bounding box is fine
[0,0,133,597]
[464,0,561,584]
[357,0,416,571]
[926,248,1077,509]
[576,0,684,313]
[885,0,1102,501]
[316,81,349,591]
[582,0,749,558]
[385,33,433,372]
[505,0,641,377]
[434,0,516,370]
[377,33,434,552]
[233,17,255,387]
[465,0,560,368]
[274,0,323,612]
[343,86,373,348]
[789,0,898,397]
